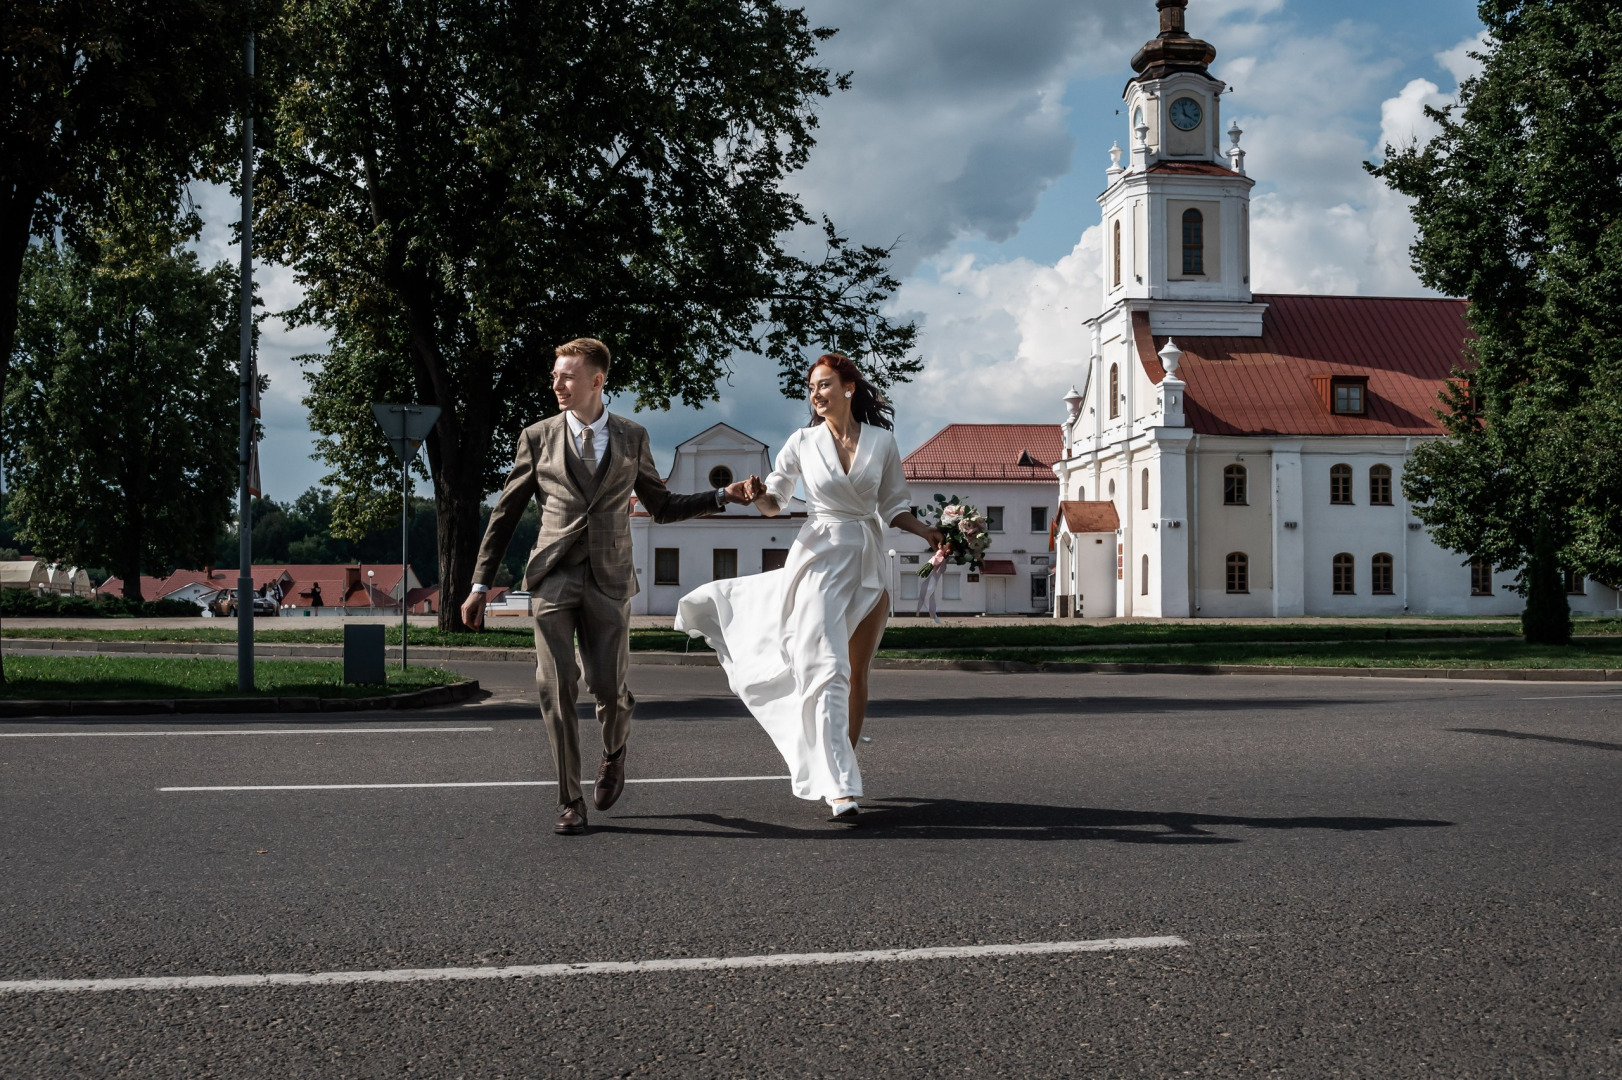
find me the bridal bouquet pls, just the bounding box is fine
[917,495,992,577]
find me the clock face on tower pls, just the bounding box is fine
[1170,97,1203,131]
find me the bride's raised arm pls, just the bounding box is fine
[752,429,802,517]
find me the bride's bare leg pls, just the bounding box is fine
[846,591,889,746]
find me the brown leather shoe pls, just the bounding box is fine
[594,748,626,811]
[554,799,588,835]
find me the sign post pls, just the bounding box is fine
[236,27,256,694]
[371,403,440,668]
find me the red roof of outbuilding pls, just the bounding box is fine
[1059,501,1121,533]
[903,424,1062,483]
[1146,294,1473,437]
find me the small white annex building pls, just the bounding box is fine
[1051,1,1620,619]
[628,423,806,617]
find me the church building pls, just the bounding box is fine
[1052,0,1619,618]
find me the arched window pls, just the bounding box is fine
[1108,478,1116,499]
[1141,553,1150,596]
[1332,553,1355,595]
[1330,463,1353,505]
[1109,364,1120,419]
[1182,208,1204,275]
[1470,557,1493,596]
[1369,464,1393,505]
[708,465,734,489]
[1141,468,1150,510]
[1112,219,1122,288]
[1223,464,1247,505]
[1226,552,1249,594]
[1371,552,1394,595]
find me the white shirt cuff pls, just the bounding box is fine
[469,584,489,594]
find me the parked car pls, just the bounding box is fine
[207,589,279,617]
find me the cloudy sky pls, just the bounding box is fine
[195,0,1488,499]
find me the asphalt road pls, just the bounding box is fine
[1,664,1618,1077]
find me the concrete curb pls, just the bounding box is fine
[0,679,482,719]
[5,640,1620,684]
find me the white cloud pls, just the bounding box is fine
[1437,29,1490,85]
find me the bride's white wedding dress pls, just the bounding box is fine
[675,422,912,802]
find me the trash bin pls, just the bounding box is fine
[344,624,386,685]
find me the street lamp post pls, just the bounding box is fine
[887,549,897,618]
[235,25,255,693]
[367,569,375,617]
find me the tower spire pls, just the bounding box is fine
[1132,0,1217,80]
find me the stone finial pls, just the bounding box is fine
[1227,120,1246,174]
[1064,385,1085,421]
[1158,338,1184,377]
[1109,141,1123,173]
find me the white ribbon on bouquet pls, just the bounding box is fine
[914,549,948,623]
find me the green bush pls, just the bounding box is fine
[0,590,199,618]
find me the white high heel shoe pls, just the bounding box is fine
[827,797,860,823]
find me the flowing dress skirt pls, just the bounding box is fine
[675,514,885,801]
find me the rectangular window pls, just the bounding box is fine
[1030,575,1048,604]
[653,548,680,586]
[1223,465,1247,506]
[1330,465,1354,505]
[712,549,738,581]
[1369,466,1393,506]
[1371,553,1394,595]
[1030,506,1049,533]
[1226,553,1248,594]
[986,506,1004,533]
[900,573,920,601]
[1470,558,1493,596]
[1332,554,1355,595]
[762,548,789,572]
[1564,570,1586,595]
[944,573,962,601]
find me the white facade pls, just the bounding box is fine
[882,481,1056,618]
[1051,8,1621,620]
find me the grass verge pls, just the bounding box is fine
[879,637,1622,670]
[0,655,462,700]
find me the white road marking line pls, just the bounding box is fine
[0,936,1189,995]
[0,727,493,739]
[1521,693,1622,700]
[159,774,791,792]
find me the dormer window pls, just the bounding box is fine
[1333,379,1365,415]
[1181,209,1204,275]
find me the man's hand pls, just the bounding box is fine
[460,590,488,631]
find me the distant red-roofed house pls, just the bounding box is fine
[98,564,426,616]
[1048,8,1621,621]
[884,424,1063,616]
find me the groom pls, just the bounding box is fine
[462,338,749,835]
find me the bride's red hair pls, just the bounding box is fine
[807,354,895,430]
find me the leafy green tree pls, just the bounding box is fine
[4,216,239,600]
[255,0,920,629]
[1,0,248,406]
[1371,0,1622,643]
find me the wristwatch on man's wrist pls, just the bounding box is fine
[714,487,728,507]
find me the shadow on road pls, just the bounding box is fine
[549,694,1360,723]
[1451,727,1622,753]
[601,798,1453,843]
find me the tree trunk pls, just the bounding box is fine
[433,462,486,632]
[1521,523,1571,646]
[119,519,145,603]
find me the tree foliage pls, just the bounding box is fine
[1370,0,1622,642]
[3,213,239,601]
[0,0,248,396]
[254,0,920,629]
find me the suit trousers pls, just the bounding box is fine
[531,560,634,808]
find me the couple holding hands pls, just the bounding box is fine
[462,338,947,834]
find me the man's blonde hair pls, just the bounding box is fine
[555,337,611,376]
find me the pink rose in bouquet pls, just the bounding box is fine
[917,495,992,577]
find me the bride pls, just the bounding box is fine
[675,354,946,822]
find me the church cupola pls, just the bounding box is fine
[1131,0,1217,80]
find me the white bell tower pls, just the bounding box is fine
[1099,0,1260,330]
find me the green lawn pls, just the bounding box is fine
[0,654,462,700]
[880,637,1622,670]
[6,616,1620,653]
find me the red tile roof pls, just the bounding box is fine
[1059,501,1121,533]
[903,424,1062,483]
[1146,161,1245,178]
[1147,294,1474,437]
[99,567,278,601]
[100,564,416,610]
